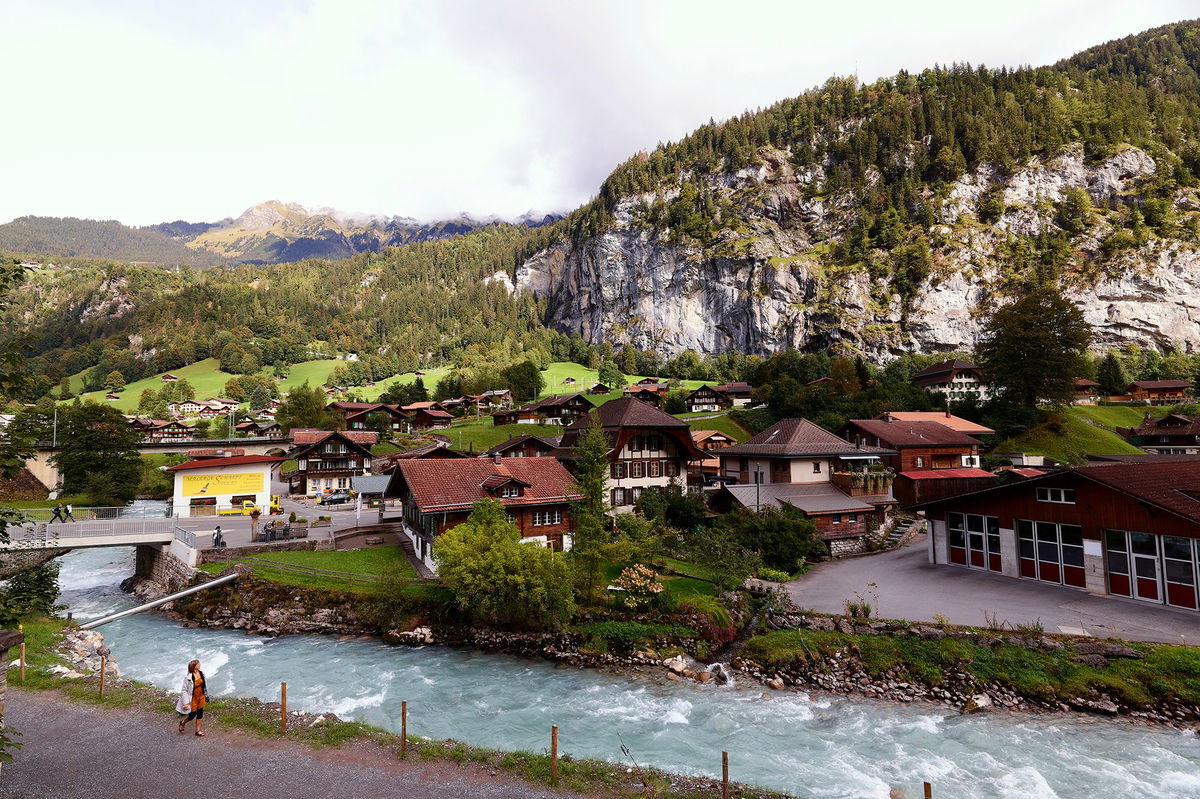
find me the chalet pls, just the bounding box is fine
[492,393,593,426]
[686,385,731,413]
[915,461,1200,613]
[1073,378,1101,404]
[105,393,120,401]
[131,417,194,443]
[169,399,206,418]
[387,455,583,559]
[691,429,738,482]
[1117,413,1200,455]
[711,381,754,407]
[376,442,473,473]
[409,408,453,430]
[287,429,378,495]
[624,386,665,408]
[328,401,408,433]
[911,359,991,402]
[562,376,577,386]
[1128,379,1193,405]
[711,418,897,554]
[248,407,277,422]
[438,397,466,414]
[235,420,282,437]
[554,398,705,513]
[161,373,179,382]
[479,389,513,409]
[588,382,611,395]
[842,417,984,471]
[186,447,245,459]
[874,411,994,436]
[485,434,561,459]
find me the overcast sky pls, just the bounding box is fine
[2,0,1196,226]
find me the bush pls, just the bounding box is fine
[679,595,736,646]
[756,567,791,583]
[611,564,664,610]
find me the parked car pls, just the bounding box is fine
[318,491,355,506]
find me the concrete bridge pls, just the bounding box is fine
[26,436,291,490]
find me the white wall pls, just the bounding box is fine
[171,462,274,518]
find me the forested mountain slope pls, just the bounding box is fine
[497,20,1200,358]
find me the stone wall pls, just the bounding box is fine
[127,544,202,599]
[198,537,331,565]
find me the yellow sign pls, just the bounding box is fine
[181,471,264,497]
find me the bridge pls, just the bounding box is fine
[26,436,292,490]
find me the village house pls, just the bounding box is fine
[161,373,179,382]
[387,455,583,561]
[408,407,454,430]
[376,442,473,474]
[875,411,995,437]
[1117,413,1200,455]
[235,420,282,437]
[1128,379,1193,405]
[712,381,754,407]
[841,416,984,471]
[685,384,731,413]
[168,399,206,417]
[130,417,195,443]
[327,400,408,433]
[915,461,1200,613]
[1073,378,1102,404]
[911,359,991,403]
[485,433,561,458]
[287,429,378,495]
[478,388,513,409]
[492,393,594,426]
[554,397,705,513]
[588,382,611,395]
[690,428,738,483]
[624,386,666,408]
[710,418,897,554]
[167,454,286,517]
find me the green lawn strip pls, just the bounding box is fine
[741,629,1200,708]
[1068,404,1168,430]
[197,548,423,594]
[683,413,750,443]
[2,494,90,510]
[444,419,565,452]
[992,410,1142,463]
[13,616,786,798]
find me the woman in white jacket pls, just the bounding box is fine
[176,659,209,736]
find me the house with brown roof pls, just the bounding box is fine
[287,429,378,495]
[588,382,611,395]
[1128,379,1193,405]
[235,420,282,437]
[328,401,408,434]
[912,359,991,403]
[485,434,561,459]
[387,455,583,558]
[555,398,705,512]
[1073,378,1101,405]
[914,461,1200,612]
[875,411,994,437]
[624,386,666,408]
[711,418,897,554]
[842,417,984,471]
[409,408,453,429]
[1117,413,1200,454]
[492,393,593,426]
[686,385,731,413]
[130,417,194,443]
[691,429,738,482]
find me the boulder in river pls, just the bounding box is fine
[961,694,995,714]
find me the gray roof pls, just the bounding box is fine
[721,483,879,514]
[719,418,893,458]
[351,475,392,495]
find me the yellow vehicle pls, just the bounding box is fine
[270,494,283,515]
[218,500,261,517]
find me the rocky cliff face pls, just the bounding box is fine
[498,145,1200,359]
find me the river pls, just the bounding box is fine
[54,546,1200,799]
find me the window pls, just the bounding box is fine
[630,461,644,479]
[848,513,857,523]
[1016,519,1086,588]
[611,488,625,506]
[1036,487,1076,504]
[649,460,661,478]
[611,463,626,479]
[500,486,520,498]
[812,461,822,474]
[831,515,841,525]
[915,456,925,468]
[337,478,348,489]
[649,435,663,451]
[533,510,562,526]
[665,461,680,477]
[950,513,1002,573]
[297,459,307,471]
[631,436,643,452]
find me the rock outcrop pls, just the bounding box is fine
[500,144,1200,359]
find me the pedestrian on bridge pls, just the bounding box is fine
[49,504,64,523]
[64,503,76,522]
[176,659,209,737]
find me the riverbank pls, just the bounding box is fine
[5,620,789,799]
[165,569,1200,730]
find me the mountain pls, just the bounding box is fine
[0,202,564,266]
[495,20,1200,360]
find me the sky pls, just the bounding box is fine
[2,0,1197,226]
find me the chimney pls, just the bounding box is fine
[493,453,501,465]
[883,411,893,423]
[944,409,950,418]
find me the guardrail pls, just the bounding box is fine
[6,517,180,543]
[174,526,197,548]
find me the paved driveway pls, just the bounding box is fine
[785,535,1200,644]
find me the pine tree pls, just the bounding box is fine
[570,415,612,605]
[1097,352,1129,395]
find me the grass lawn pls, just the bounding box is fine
[443,418,565,452]
[684,412,750,442]
[537,362,708,401]
[1069,404,1167,430]
[992,408,1143,463]
[355,365,454,401]
[198,546,418,592]
[69,358,236,412]
[2,494,90,510]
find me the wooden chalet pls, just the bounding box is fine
[1128,379,1193,405]
[485,433,562,459]
[911,359,991,403]
[842,417,984,471]
[691,428,738,482]
[235,420,282,437]
[387,455,583,558]
[492,393,593,426]
[1117,413,1200,454]
[686,385,731,413]
[876,411,994,437]
[624,386,665,408]
[327,401,408,433]
[588,382,611,395]
[1073,378,1101,404]
[409,408,453,429]
[287,428,378,495]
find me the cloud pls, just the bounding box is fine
[0,0,1194,225]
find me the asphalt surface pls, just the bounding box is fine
[0,689,581,799]
[786,534,1200,643]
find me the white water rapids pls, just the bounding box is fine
[55,547,1200,798]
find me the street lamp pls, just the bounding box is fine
[755,465,763,511]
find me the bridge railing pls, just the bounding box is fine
[17,505,178,523]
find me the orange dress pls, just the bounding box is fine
[191,674,207,711]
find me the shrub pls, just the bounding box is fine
[289,511,297,523]
[611,564,664,610]
[679,596,736,646]
[756,567,791,583]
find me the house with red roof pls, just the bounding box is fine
[914,461,1200,613]
[842,416,984,471]
[387,455,583,558]
[287,429,378,495]
[555,397,705,512]
[492,393,593,426]
[167,454,287,517]
[1117,412,1200,454]
[1127,379,1193,405]
[327,401,408,434]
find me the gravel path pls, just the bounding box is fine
[0,689,584,799]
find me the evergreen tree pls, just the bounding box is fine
[1097,352,1129,395]
[275,382,340,432]
[570,415,612,605]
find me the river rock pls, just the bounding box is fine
[766,677,786,690]
[696,671,714,684]
[1072,654,1109,668]
[804,616,835,632]
[961,694,994,714]
[707,662,733,685]
[1102,643,1145,659]
[663,655,689,674]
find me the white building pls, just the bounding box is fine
[167,454,285,517]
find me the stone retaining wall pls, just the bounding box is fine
[127,544,203,599]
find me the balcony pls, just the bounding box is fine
[832,469,894,497]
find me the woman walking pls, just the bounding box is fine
[175,659,209,736]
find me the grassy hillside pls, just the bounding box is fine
[1069,405,1168,429]
[992,407,1146,463]
[686,412,750,443]
[72,357,234,411]
[443,419,565,452]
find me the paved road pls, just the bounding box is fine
[0,689,580,799]
[786,535,1200,644]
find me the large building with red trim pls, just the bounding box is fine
[842,416,983,471]
[287,429,378,495]
[915,461,1200,612]
[386,455,583,558]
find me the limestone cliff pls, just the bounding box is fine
[496,145,1200,360]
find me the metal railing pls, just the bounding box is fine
[174,526,197,548]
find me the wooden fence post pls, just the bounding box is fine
[99,655,106,698]
[551,725,558,781]
[924,781,933,799]
[18,642,25,682]
[401,701,407,755]
[722,750,729,799]
[281,681,287,733]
